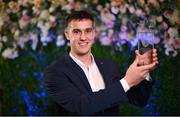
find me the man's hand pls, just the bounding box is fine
[124,50,158,88]
[136,49,159,70]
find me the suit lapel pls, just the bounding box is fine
[63,54,92,92]
[94,57,112,86]
[62,54,115,92]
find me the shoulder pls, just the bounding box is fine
[45,54,68,73]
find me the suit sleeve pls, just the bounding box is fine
[126,79,154,107]
[115,63,154,107]
[44,66,128,115]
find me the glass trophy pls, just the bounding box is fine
[137,28,154,65]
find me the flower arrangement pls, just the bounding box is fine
[0,0,179,59]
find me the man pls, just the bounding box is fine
[44,10,158,115]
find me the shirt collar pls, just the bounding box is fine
[69,52,95,68]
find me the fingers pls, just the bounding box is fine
[152,48,159,64]
[153,48,157,53]
[140,62,156,71]
[132,50,141,66]
[152,57,158,63]
[132,55,139,66]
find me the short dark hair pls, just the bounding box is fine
[65,10,94,28]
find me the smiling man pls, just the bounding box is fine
[44,10,158,116]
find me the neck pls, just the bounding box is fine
[70,52,92,66]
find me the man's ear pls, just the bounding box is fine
[64,30,69,40]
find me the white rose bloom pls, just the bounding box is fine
[2,48,18,59]
[129,5,135,13]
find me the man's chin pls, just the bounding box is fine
[77,51,91,56]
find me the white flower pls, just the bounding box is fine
[108,29,114,36]
[128,5,135,13]
[32,6,41,15]
[17,36,26,49]
[2,48,18,59]
[164,44,177,57]
[99,32,112,46]
[49,16,56,22]
[100,8,116,28]
[29,33,38,50]
[56,35,65,47]
[168,27,178,38]
[14,30,20,39]
[156,16,163,23]
[119,5,127,14]
[111,7,119,14]
[96,5,103,11]
[49,6,56,13]
[37,21,50,37]
[31,18,38,24]
[2,36,8,42]
[135,9,144,17]
[39,10,50,21]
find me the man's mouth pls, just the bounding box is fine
[79,42,88,47]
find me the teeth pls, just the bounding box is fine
[79,42,87,46]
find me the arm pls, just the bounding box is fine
[126,79,154,107]
[122,49,158,107]
[116,63,154,107]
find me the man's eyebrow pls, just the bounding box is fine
[72,28,81,31]
[72,27,93,30]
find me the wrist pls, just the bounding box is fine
[123,76,133,88]
[120,78,130,92]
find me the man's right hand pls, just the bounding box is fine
[123,54,156,88]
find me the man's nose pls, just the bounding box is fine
[80,32,86,40]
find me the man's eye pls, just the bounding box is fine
[73,30,81,34]
[85,28,93,33]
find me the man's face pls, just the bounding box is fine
[64,19,95,56]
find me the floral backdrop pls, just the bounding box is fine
[0,0,180,116]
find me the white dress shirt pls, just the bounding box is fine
[70,53,105,92]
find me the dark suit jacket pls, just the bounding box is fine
[44,53,153,115]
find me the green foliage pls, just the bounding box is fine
[153,50,180,115]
